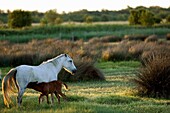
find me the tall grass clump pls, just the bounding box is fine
[134,50,170,98]
[102,41,134,61]
[124,35,148,41]
[58,61,105,82]
[166,33,170,40]
[128,42,156,60]
[144,35,158,42]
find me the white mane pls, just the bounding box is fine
[41,54,65,64]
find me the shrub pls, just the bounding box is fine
[166,15,170,23]
[0,38,101,66]
[100,36,122,42]
[166,33,170,40]
[129,9,156,26]
[139,10,155,26]
[8,10,32,28]
[102,43,131,61]
[43,9,59,25]
[124,35,148,41]
[129,10,140,25]
[88,37,101,44]
[134,51,170,98]
[144,35,158,42]
[140,45,170,65]
[58,61,105,82]
[84,15,93,23]
[129,42,148,59]
[55,17,63,24]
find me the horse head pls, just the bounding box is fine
[62,54,77,75]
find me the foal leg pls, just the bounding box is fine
[51,93,54,105]
[59,92,67,100]
[54,91,60,104]
[39,94,44,104]
[46,94,50,104]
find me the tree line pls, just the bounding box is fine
[0,6,170,28]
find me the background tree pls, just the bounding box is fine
[166,15,170,23]
[0,10,8,23]
[43,9,59,25]
[84,15,93,23]
[31,11,44,23]
[139,10,154,26]
[128,10,140,25]
[129,9,158,26]
[154,15,162,24]
[101,14,110,21]
[55,17,63,24]
[0,19,3,26]
[8,10,32,28]
[40,17,48,26]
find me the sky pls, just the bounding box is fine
[0,0,170,13]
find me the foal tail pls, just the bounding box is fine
[62,82,68,90]
[2,68,18,108]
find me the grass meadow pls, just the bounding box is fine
[0,61,170,113]
[0,24,170,43]
[0,23,170,112]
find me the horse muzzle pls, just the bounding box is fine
[72,69,77,75]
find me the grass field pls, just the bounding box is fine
[0,61,170,113]
[0,24,170,43]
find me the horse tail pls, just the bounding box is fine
[2,68,18,108]
[62,82,68,90]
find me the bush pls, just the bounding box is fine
[88,37,101,44]
[43,9,59,25]
[128,42,157,60]
[124,35,148,41]
[140,45,170,65]
[134,51,170,98]
[55,17,63,24]
[139,10,154,26]
[58,61,105,82]
[102,43,131,61]
[100,36,122,42]
[129,9,157,26]
[166,15,170,23]
[0,38,101,66]
[84,15,93,23]
[129,10,140,25]
[8,10,32,28]
[166,33,170,40]
[144,35,158,42]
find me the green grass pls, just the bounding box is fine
[0,61,170,113]
[0,24,170,43]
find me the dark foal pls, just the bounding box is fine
[27,80,68,104]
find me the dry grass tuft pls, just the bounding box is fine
[58,61,105,82]
[134,50,170,98]
[124,35,148,41]
[166,33,170,40]
[100,35,122,43]
[144,35,158,42]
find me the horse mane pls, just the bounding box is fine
[41,54,65,64]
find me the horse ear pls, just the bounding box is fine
[64,54,67,57]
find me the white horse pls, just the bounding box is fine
[2,54,77,108]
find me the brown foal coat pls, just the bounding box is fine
[27,80,67,104]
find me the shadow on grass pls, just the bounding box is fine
[94,95,142,105]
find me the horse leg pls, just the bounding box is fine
[59,92,67,101]
[39,94,44,104]
[17,88,25,107]
[46,94,50,104]
[41,96,45,103]
[54,91,60,104]
[51,93,54,105]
